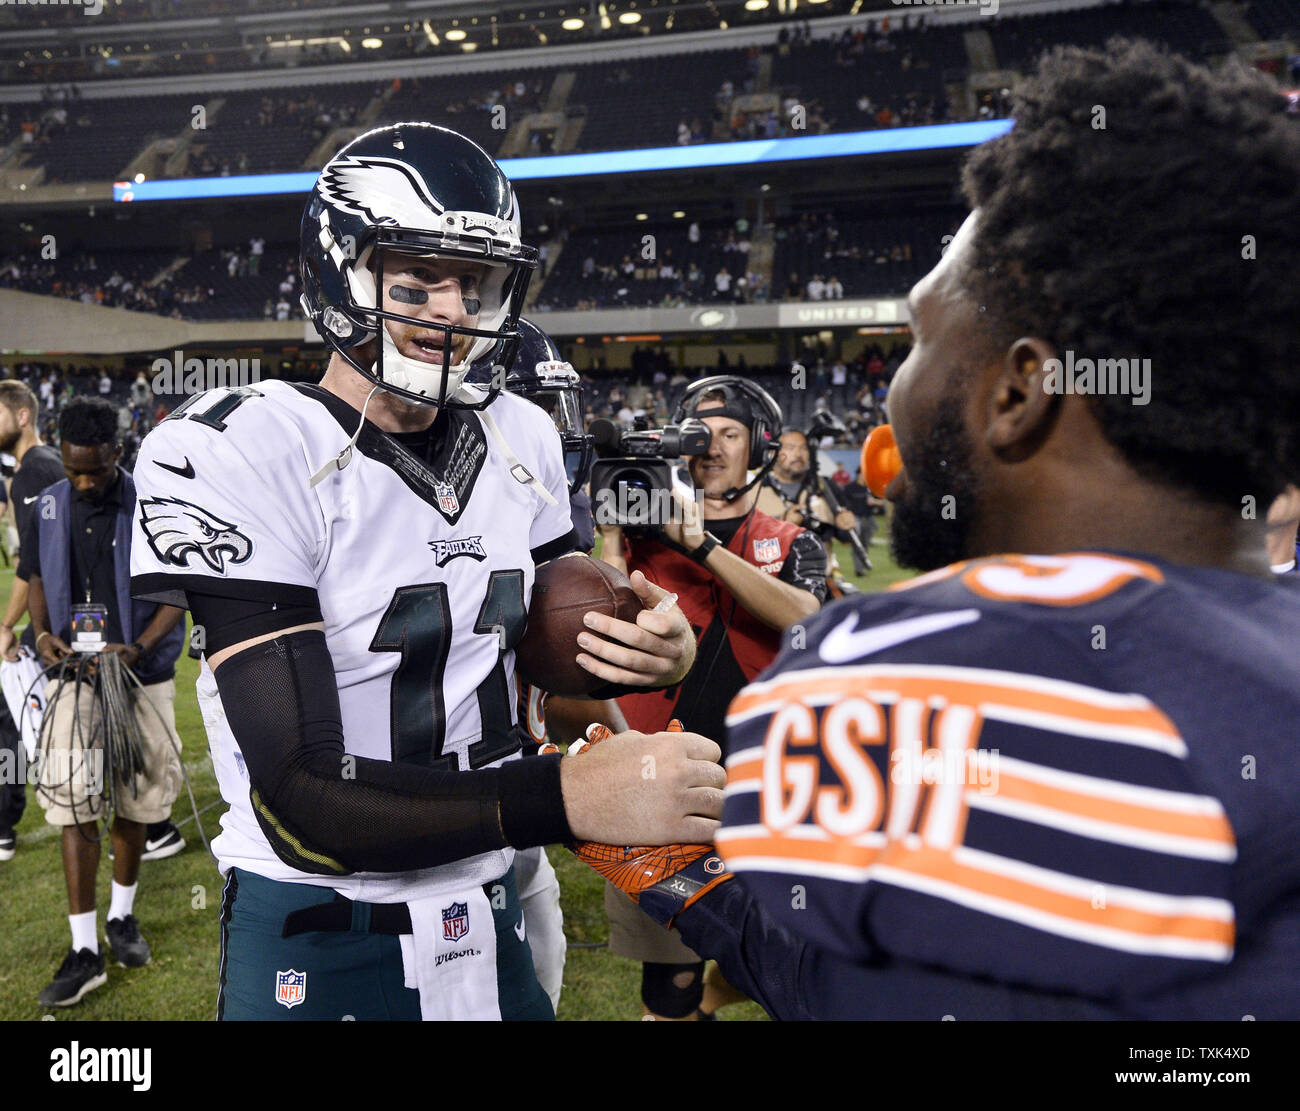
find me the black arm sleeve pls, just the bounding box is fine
[213,629,574,875]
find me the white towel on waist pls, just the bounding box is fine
[400,884,500,1021]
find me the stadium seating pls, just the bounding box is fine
[15,94,195,184]
[1245,0,1300,40]
[567,49,755,152]
[988,0,1232,71]
[190,82,382,175]
[170,243,300,320]
[772,207,965,302]
[770,24,964,134]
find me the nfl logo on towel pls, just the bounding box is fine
[442,901,470,941]
[435,483,459,514]
[275,969,306,1009]
[754,537,781,562]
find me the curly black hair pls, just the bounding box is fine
[961,38,1300,507]
[58,396,120,449]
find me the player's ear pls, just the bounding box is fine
[985,336,1061,460]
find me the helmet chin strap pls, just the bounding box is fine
[479,408,558,507]
[309,384,383,488]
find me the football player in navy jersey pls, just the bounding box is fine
[568,39,1300,1020]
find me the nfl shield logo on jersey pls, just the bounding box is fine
[754,538,781,563]
[275,969,306,1009]
[442,901,470,941]
[435,483,459,515]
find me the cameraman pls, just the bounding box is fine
[596,376,828,1021]
[757,428,862,580]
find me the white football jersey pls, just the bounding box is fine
[130,380,574,902]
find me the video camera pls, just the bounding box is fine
[588,416,711,529]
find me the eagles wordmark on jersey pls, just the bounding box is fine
[131,379,574,903]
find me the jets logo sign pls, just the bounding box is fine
[139,497,253,574]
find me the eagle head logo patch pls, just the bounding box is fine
[139,497,253,573]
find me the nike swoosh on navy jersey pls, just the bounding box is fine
[513,919,526,942]
[817,608,982,664]
[23,495,39,505]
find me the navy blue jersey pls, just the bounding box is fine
[681,552,1300,1019]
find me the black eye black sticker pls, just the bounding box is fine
[390,284,428,305]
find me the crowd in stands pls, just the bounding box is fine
[8,5,1292,181]
[580,343,906,441]
[0,363,164,456]
[774,207,963,303]
[0,236,305,323]
[190,88,373,177]
[3,205,965,319]
[532,219,770,313]
[0,250,206,316]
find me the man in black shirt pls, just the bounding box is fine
[0,380,66,861]
[22,398,186,1008]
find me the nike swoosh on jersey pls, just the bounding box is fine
[23,495,39,505]
[155,457,196,479]
[817,608,982,664]
[513,919,526,942]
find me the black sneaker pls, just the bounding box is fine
[105,915,152,968]
[38,948,107,1007]
[0,830,14,862]
[141,821,185,861]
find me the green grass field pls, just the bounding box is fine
[0,525,911,1021]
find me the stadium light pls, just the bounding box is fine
[445,28,466,40]
[422,20,439,45]
[619,11,642,23]
[672,210,685,217]
[361,38,383,49]
[744,0,769,10]
[635,212,648,220]
[562,17,585,30]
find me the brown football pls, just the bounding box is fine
[514,556,642,696]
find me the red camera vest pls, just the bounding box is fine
[617,509,805,734]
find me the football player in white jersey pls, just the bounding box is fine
[129,124,721,1021]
